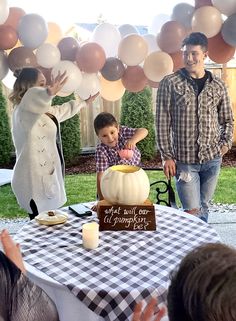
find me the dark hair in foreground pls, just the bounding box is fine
[9,67,41,105]
[94,112,118,135]
[167,243,236,321]
[182,32,208,52]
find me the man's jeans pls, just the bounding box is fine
[175,157,222,222]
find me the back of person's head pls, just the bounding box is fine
[167,243,236,321]
[94,112,118,135]
[9,67,41,105]
[182,32,208,52]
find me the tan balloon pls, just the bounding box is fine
[118,34,148,66]
[143,51,173,82]
[191,6,223,38]
[100,76,125,102]
[46,22,63,45]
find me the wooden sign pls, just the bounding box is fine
[98,200,156,231]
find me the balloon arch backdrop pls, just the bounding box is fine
[0,0,236,101]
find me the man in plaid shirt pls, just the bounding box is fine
[94,112,148,200]
[156,32,234,222]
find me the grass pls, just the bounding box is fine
[0,168,235,219]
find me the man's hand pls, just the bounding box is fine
[132,298,166,321]
[220,145,229,156]
[163,159,176,179]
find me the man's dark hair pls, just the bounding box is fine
[182,32,208,52]
[94,112,118,135]
[167,243,236,321]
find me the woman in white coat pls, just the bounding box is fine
[9,68,98,219]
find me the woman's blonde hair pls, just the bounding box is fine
[9,67,41,105]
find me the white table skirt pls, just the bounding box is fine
[20,205,221,321]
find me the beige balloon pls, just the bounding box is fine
[143,51,173,82]
[191,6,223,38]
[118,34,148,66]
[46,22,63,45]
[100,76,125,102]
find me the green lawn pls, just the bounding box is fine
[0,168,235,219]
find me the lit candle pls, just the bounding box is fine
[82,222,99,249]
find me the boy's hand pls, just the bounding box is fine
[132,298,166,321]
[125,138,136,150]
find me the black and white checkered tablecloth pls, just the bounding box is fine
[15,206,220,321]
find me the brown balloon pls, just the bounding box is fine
[195,0,212,9]
[3,7,26,30]
[8,46,37,71]
[0,25,18,50]
[76,42,106,73]
[157,21,187,54]
[57,37,80,61]
[169,50,185,72]
[208,33,235,64]
[101,57,125,81]
[121,66,147,93]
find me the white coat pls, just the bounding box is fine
[11,87,86,214]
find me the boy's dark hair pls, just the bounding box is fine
[182,32,208,52]
[167,243,236,321]
[94,112,118,135]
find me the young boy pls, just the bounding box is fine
[94,112,148,200]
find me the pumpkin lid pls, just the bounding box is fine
[35,209,68,226]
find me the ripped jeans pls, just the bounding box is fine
[175,157,222,222]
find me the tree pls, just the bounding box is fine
[52,94,81,166]
[120,87,156,160]
[0,82,13,166]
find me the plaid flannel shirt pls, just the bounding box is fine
[95,126,141,172]
[156,68,234,164]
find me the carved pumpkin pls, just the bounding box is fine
[101,164,150,205]
[118,149,134,160]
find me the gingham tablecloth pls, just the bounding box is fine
[15,206,220,321]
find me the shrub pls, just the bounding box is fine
[52,94,81,166]
[120,87,156,160]
[0,82,13,166]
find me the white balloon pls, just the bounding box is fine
[91,23,121,58]
[52,60,82,93]
[0,0,9,24]
[36,43,61,69]
[1,69,15,90]
[118,24,139,38]
[148,14,170,35]
[56,91,73,97]
[212,0,236,16]
[0,50,9,80]
[143,34,160,54]
[76,73,100,100]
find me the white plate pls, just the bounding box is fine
[35,209,68,226]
